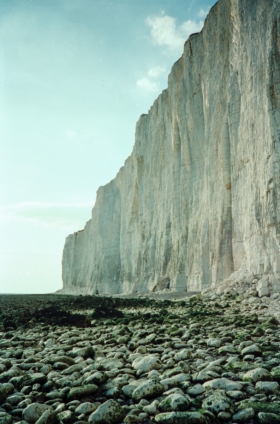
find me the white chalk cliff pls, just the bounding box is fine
[62,0,280,295]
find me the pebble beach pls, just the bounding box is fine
[0,290,280,424]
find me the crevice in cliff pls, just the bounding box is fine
[218,118,234,281]
[267,11,280,275]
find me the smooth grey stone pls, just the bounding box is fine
[232,407,255,423]
[88,400,125,424]
[257,412,280,424]
[23,403,53,424]
[158,393,190,412]
[154,411,207,423]
[0,411,13,424]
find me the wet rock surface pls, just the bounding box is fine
[0,292,280,423]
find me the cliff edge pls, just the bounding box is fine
[62,0,280,295]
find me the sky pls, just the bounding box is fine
[0,0,216,294]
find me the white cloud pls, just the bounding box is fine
[146,13,203,51]
[197,8,210,18]
[147,66,165,78]
[0,202,94,230]
[136,77,158,94]
[65,130,77,138]
[180,20,204,36]
[137,65,167,95]
[136,65,167,95]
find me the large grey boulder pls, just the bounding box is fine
[88,399,125,424]
[243,368,272,384]
[232,408,255,423]
[132,380,164,401]
[132,355,162,373]
[34,409,56,424]
[158,393,190,412]
[255,381,279,395]
[154,411,208,423]
[0,383,14,404]
[202,390,231,415]
[0,412,13,424]
[203,378,242,392]
[257,412,280,424]
[23,403,53,424]
[67,384,98,401]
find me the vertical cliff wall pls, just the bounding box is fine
[62,0,280,294]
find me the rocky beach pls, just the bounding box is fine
[1,283,280,424]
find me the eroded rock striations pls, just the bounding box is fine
[62,0,280,295]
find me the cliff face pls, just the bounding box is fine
[62,0,280,294]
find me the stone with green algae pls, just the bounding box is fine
[238,401,280,414]
[155,411,208,423]
[256,412,280,424]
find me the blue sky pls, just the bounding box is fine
[0,0,216,293]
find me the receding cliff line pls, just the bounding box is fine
[62,0,280,295]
